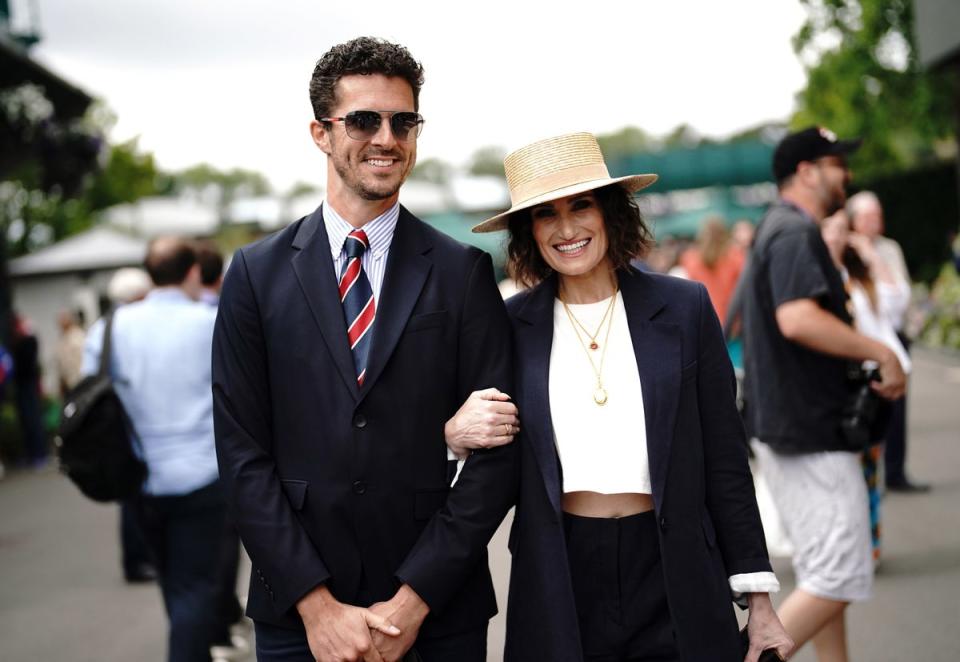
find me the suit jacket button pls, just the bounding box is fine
[659,516,668,531]
[352,480,367,495]
[353,414,367,429]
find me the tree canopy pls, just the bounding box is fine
[791,0,956,179]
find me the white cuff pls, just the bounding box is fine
[446,447,466,486]
[729,571,780,598]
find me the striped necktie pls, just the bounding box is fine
[338,229,376,386]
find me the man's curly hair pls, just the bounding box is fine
[309,37,425,121]
[506,184,654,288]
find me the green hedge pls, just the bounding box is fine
[860,162,959,283]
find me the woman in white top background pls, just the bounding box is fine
[463,133,792,662]
[821,210,911,564]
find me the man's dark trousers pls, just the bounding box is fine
[253,621,488,662]
[135,480,229,662]
[884,333,910,485]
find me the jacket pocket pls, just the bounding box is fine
[414,487,449,520]
[280,479,309,511]
[405,310,448,333]
[681,359,698,384]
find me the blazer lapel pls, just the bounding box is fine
[514,276,563,518]
[358,207,432,399]
[290,206,360,400]
[619,269,682,514]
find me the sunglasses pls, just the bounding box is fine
[320,110,425,142]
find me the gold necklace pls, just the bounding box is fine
[561,290,618,405]
[562,288,617,350]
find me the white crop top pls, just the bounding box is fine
[549,292,652,494]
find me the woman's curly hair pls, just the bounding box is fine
[506,184,654,288]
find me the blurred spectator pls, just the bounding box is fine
[742,127,905,661]
[679,217,745,323]
[192,239,249,658]
[54,310,86,397]
[731,219,755,251]
[107,267,153,305]
[195,239,224,307]
[83,237,230,661]
[11,314,48,469]
[848,191,926,493]
[640,236,682,274]
[105,267,157,584]
[822,210,911,563]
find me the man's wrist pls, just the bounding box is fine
[393,584,430,622]
[296,583,335,623]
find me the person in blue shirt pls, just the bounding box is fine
[83,237,229,662]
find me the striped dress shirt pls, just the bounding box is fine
[322,200,464,481]
[323,201,399,302]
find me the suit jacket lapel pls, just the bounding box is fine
[358,206,432,400]
[514,276,563,518]
[290,206,360,400]
[619,269,681,514]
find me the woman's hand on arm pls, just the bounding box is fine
[744,593,794,662]
[444,388,519,459]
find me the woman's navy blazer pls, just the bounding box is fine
[503,267,771,662]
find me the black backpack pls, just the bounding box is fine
[56,312,147,502]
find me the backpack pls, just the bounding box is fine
[55,312,147,502]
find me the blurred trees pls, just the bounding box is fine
[467,146,507,178]
[410,157,453,184]
[791,0,957,179]
[171,163,270,205]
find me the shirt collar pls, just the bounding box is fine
[145,287,194,303]
[323,200,400,260]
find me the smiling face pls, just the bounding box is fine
[311,74,417,215]
[530,191,612,284]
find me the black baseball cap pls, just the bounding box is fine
[772,126,861,182]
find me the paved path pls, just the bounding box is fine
[1,348,958,661]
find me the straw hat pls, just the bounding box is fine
[471,132,658,233]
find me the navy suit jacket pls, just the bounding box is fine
[504,268,770,662]
[212,205,517,638]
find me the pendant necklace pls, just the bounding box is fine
[562,289,617,350]
[561,289,618,406]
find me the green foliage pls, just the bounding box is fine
[410,157,453,184]
[172,164,271,202]
[791,0,956,179]
[86,139,167,211]
[285,181,319,198]
[596,126,655,159]
[467,146,507,178]
[1,137,165,256]
[920,263,960,350]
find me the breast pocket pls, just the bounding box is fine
[404,310,448,334]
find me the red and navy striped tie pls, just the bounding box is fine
[338,229,376,386]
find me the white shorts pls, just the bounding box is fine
[753,441,873,602]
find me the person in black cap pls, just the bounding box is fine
[741,127,908,661]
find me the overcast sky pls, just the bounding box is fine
[23,0,809,191]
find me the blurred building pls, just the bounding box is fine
[7,228,147,394]
[1,0,94,348]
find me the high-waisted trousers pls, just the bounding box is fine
[564,510,680,662]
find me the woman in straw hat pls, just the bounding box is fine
[464,133,793,661]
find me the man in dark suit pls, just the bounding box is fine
[212,37,519,662]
